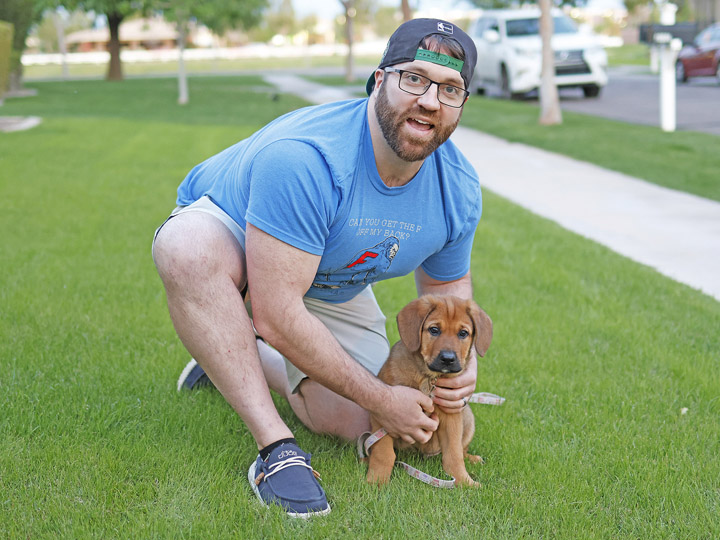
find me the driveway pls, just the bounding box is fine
[483,66,720,136]
[562,67,720,136]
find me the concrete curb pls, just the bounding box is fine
[0,116,43,133]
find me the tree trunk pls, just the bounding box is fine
[538,0,561,125]
[8,64,24,92]
[54,10,69,80]
[401,0,412,22]
[177,21,189,105]
[106,11,124,81]
[344,3,355,83]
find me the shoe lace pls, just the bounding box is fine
[255,455,321,486]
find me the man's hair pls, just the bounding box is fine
[420,34,466,63]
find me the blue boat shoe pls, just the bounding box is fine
[248,443,331,518]
[176,359,214,391]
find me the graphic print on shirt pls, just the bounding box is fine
[312,236,400,291]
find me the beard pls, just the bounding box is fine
[374,81,461,163]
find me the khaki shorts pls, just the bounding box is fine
[153,196,390,393]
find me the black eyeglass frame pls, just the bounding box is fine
[383,67,470,108]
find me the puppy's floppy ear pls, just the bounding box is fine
[467,300,493,357]
[397,296,437,352]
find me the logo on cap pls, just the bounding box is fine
[437,22,454,34]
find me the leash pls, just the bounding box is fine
[358,391,505,489]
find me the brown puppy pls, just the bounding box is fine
[366,295,493,487]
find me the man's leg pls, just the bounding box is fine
[153,209,331,517]
[257,338,370,440]
[255,288,389,441]
[152,212,293,448]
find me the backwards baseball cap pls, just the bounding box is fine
[365,18,478,96]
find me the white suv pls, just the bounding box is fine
[467,9,608,98]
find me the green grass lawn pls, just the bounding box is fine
[606,44,651,67]
[1,77,718,539]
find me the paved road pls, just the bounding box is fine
[483,66,720,136]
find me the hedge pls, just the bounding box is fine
[0,21,13,97]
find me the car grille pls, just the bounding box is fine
[554,50,591,75]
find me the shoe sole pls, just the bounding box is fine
[177,359,199,392]
[247,460,331,519]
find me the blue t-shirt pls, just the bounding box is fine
[177,99,482,303]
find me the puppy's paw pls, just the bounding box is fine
[466,453,485,465]
[455,476,480,488]
[366,467,392,486]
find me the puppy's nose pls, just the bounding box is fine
[439,351,457,364]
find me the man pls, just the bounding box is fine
[152,18,481,517]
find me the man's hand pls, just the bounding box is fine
[432,354,478,414]
[372,385,438,445]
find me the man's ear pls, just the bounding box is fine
[372,69,384,93]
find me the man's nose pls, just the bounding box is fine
[416,83,441,110]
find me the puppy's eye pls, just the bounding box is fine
[428,326,441,336]
[458,329,469,339]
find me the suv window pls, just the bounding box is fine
[696,27,713,46]
[472,17,499,36]
[505,15,578,37]
[472,17,488,36]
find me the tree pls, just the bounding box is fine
[30,7,93,79]
[67,0,146,81]
[339,0,356,82]
[0,0,44,91]
[468,0,566,126]
[538,0,561,125]
[337,0,375,82]
[156,0,267,104]
[32,8,93,53]
[375,6,401,37]
[400,0,412,22]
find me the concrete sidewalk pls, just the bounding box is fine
[266,74,720,301]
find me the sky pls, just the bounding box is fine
[292,0,476,19]
[292,0,625,19]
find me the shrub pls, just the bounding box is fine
[0,21,13,97]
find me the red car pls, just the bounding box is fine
[676,23,720,83]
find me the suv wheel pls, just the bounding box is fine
[582,84,601,98]
[469,75,486,96]
[499,65,522,99]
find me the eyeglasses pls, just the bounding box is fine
[384,68,469,108]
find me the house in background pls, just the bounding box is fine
[65,18,205,52]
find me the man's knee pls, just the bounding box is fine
[153,213,246,289]
[293,380,370,440]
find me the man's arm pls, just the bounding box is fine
[414,266,474,298]
[246,224,438,443]
[414,267,478,414]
